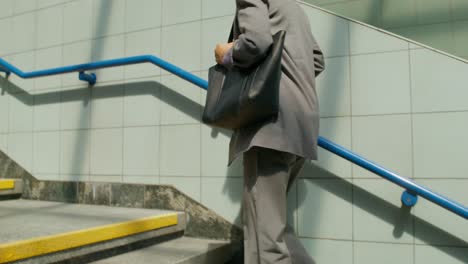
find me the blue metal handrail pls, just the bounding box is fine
[0,55,467,220]
[0,55,208,88]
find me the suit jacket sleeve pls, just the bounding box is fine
[232,0,273,69]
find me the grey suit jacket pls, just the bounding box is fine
[228,0,325,164]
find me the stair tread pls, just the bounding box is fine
[0,199,182,244]
[89,236,232,264]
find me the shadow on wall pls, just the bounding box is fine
[1,75,467,261]
[0,1,116,179]
[67,0,115,181]
[299,163,468,263]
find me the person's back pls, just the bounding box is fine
[277,0,324,112]
[228,0,324,165]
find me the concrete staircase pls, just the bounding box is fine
[0,199,236,264]
[0,150,241,263]
[89,237,235,264]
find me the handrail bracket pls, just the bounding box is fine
[401,190,418,207]
[78,71,96,85]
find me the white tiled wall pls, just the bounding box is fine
[90,128,123,175]
[350,51,411,115]
[7,132,33,172]
[125,0,161,32]
[92,0,125,38]
[316,56,350,117]
[412,112,468,179]
[305,6,350,58]
[35,46,62,90]
[298,179,353,240]
[63,0,93,43]
[314,117,352,178]
[353,179,415,243]
[7,52,35,93]
[354,242,413,264]
[36,5,63,49]
[90,83,124,128]
[0,1,466,263]
[352,115,413,179]
[161,22,202,72]
[123,126,159,176]
[60,129,90,176]
[410,49,468,113]
[124,29,161,79]
[33,131,60,174]
[349,23,409,55]
[306,0,468,62]
[301,238,353,264]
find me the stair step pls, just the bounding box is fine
[89,236,235,264]
[0,179,22,198]
[0,199,185,264]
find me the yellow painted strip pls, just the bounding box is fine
[0,180,14,190]
[0,213,178,263]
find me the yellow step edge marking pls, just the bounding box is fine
[0,180,15,190]
[0,213,179,263]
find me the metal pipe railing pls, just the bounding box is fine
[0,55,208,88]
[1,55,467,220]
[319,137,467,219]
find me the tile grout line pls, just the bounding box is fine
[407,43,417,264]
[1,6,230,26]
[0,12,237,59]
[30,3,39,178]
[28,26,36,173]
[157,0,164,186]
[155,78,161,185]
[120,88,124,183]
[121,0,128,185]
[3,2,468,61]
[199,0,204,203]
[58,4,65,181]
[346,20,356,264]
[87,73,92,183]
[5,44,414,67]
[385,17,468,31]
[5,79,10,155]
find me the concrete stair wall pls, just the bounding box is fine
[0,150,241,263]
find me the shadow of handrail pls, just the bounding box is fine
[301,164,468,263]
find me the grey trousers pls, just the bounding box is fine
[243,147,316,264]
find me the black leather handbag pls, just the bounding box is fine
[202,30,286,130]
